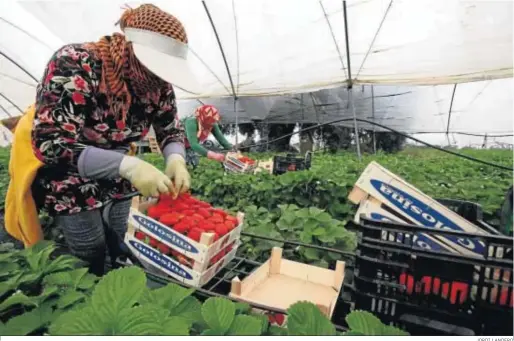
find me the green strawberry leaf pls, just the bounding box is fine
[49,307,103,335]
[57,290,87,309]
[3,302,54,335]
[0,292,38,312]
[227,315,263,336]
[111,306,165,335]
[287,301,336,336]
[345,310,385,335]
[91,266,146,321]
[161,316,192,336]
[201,297,235,334]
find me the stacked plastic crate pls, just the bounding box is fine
[346,162,513,336]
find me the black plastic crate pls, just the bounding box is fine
[272,152,312,175]
[351,212,513,336]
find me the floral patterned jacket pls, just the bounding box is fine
[32,44,184,216]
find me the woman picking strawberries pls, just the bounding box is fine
[5,4,194,275]
[182,105,234,168]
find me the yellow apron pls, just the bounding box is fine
[5,105,44,247]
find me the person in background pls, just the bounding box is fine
[183,105,233,168]
[5,4,194,275]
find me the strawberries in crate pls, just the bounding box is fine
[133,193,240,266]
[238,156,255,165]
[146,193,238,239]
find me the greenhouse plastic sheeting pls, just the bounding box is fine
[176,79,513,132]
[0,0,512,141]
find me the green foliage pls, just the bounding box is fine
[287,301,336,335]
[143,147,512,222]
[0,245,407,336]
[241,204,356,266]
[0,241,98,335]
[48,266,342,336]
[343,310,409,336]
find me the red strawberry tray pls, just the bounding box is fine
[223,152,257,174]
[229,247,345,322]
[126,194,243,271]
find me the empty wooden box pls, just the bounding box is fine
[229,247,345,317]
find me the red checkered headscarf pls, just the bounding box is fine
[85,4,188,123]
[195,105,221,138]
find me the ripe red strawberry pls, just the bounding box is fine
[225,215,238,223]
[198,201,211,208]
[173,222,189,234]
[182,209,196,216]
[177,254,191,266]
[200,221,216,231]
[171,200,187,208]
[180,193,192,200]
[147,206,168,219]
[210,214,224,224]
[224,220,236,231]
[159,193,175,203]
[188,227,204,242]
[135,231,146,241]
[149,237,159,248]
[159,212,181,226]
[157,243,170,254]
[197,208,211,219]
[212,209,227,218]
[192,213,205,221]
[215,224,228,236]
[274,314,286,326]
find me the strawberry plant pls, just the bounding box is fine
[0,241,98,335]
[343,310,409,336]
[141,148,512,222]
[49,266,371,336]
[240,204,356,266]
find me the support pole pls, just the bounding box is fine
[203,0,240,148]
[0,103,10,117]
[371,85,376,154]
[234,97,239,147]
[0,92,23,114]
[0,50,38,83]
[342,0,361,160]
[446,84,457,147]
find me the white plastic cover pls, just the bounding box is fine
[0,0,512,147]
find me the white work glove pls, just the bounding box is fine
[119,156,172,197]
[165,154,191,198]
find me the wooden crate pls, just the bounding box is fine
[229,247,344,319]
[128,197,243,270]
[147,136,161,154]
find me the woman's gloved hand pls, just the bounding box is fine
[207,151,226,163]
[165,154,191,198]
[119,156,172,197]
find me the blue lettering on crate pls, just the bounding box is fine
[133,214,199,253]
[369,212,446,251]
[370,180,486,255]
[129,240,193,280]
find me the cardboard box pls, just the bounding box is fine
[125,230,240,287]
[356,198,458,254]
[349,161,488,257]
[128,198,243,271]
[229,247,344,319]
